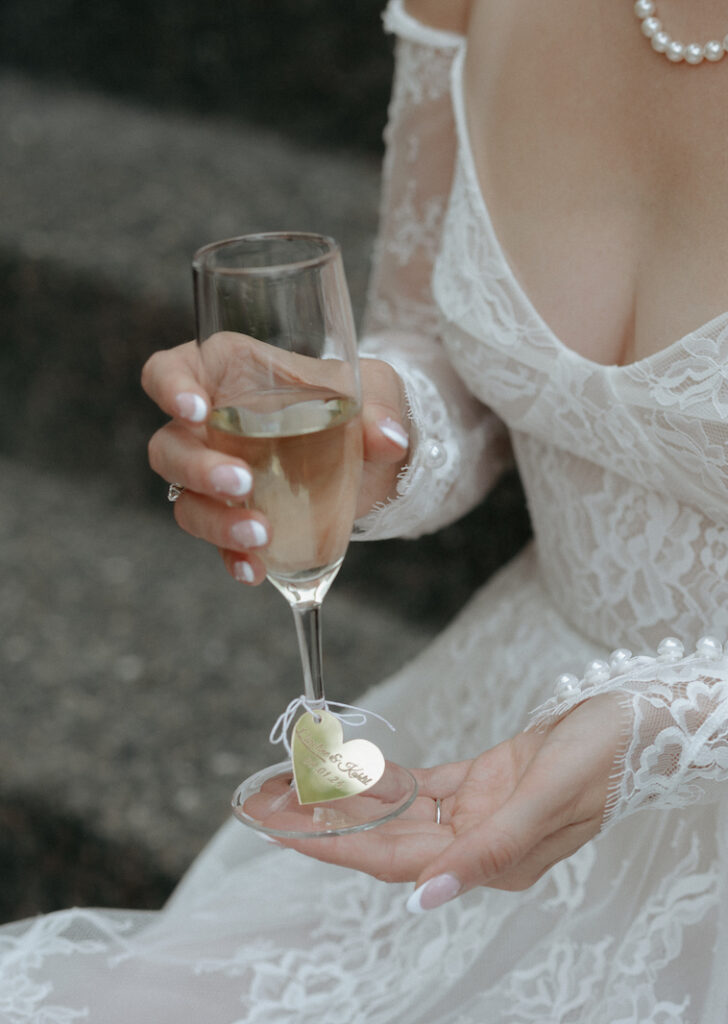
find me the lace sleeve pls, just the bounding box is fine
[353,0,511,542]
[529,636,728,829]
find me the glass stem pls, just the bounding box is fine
[290,602,325,705]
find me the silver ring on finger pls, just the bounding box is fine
[167,482,185,502]
[434,798,442,825]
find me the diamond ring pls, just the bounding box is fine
[167,482,185,502]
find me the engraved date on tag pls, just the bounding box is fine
[291,710,386,805]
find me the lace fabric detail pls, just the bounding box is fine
[354,11,509,540]
[529,641,728,830]
[0,909,140,1023]
[513,432,728,651]
[355,334,509,540]
[426,44,728,845]
[363,9,460,344]
[439,829,719,1024]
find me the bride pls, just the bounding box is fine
[4,1,728,1020]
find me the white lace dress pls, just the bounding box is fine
[4,4,728,1021]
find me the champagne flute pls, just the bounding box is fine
[193,233,417,837]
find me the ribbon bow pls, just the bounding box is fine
[269,695,396,757]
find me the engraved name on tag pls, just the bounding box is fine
[291,709,386,805]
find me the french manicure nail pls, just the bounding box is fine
[257,833,284,846]
[175,392,208,423]
[405,873,461,914]
[379,417,409,449]
[210,465,253,496]
[231,520,269,549]
[232,559,256,584]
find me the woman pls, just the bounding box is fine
[4,1,728,1019]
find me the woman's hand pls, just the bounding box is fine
[141,340,410,585]
[278,694,625,911]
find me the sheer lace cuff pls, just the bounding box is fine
[354,333,510,541]
[363,2,464,345]
[351,6,510,542]
[529,636,728,830]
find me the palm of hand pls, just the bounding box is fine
[284,694,624,894]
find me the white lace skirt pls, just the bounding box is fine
[2,546,725,1023]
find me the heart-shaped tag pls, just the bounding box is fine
[291,709,386,805]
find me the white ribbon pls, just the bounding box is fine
[269,695,396,757]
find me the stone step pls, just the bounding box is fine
[0,71,382,504]
[0,0,393,156]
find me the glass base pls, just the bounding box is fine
[232,759,418,838]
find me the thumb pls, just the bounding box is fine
[405,807,540,914]
[362,402,410,464]
[359,357,410,464]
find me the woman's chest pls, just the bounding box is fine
[463,0,728,368]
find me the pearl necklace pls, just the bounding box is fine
[634,0,728,64]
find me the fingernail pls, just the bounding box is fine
[210,465,253,496]
[379,417,409,449]
[406,873,461,914]
[231,520,269,548]
[175,392,208,423]
[257,833,284,846]
[232,559,256,584]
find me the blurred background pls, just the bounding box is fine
[0,0,529,922]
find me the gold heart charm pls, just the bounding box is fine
[291,709,386,805]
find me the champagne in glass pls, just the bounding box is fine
[193,233,416,837]
[207,387,362,603]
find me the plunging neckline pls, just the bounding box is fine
[449,45,728,376]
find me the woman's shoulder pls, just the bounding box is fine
[403,0,474,35]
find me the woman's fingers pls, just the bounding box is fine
[143,347,414,529]
[410,760,487,800]
[282,819,454,885]
[361,406,409,463]
[405,792,552,912]
[219,548,267,586]
[141,341,210,423]
[143,340,272,586]
[173,490,269,553]
[355,359,411,517]
[407,814,600,912]
[174,493,269,586]
[492,817,600,892]
[148,424,269,585]
[360,358,410,462]
[148,421,253,500]
[406,700,624,911]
